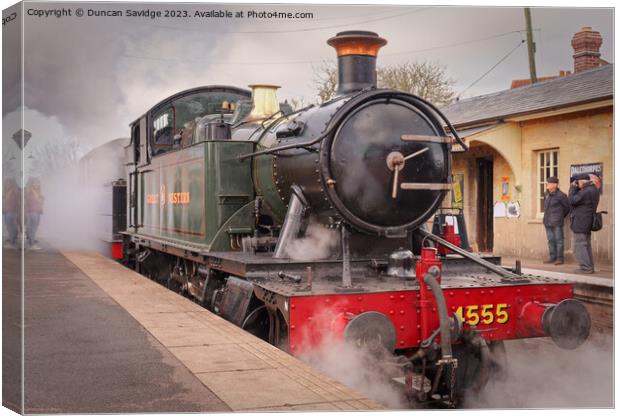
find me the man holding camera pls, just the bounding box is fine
[543,176,570,265]
[568,173,600,274]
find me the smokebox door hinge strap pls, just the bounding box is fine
[400,134,452,144]
[401,183,452,190]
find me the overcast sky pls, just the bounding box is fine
[4,2,614,155]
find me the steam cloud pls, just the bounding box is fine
[284,221,339,261]
[36,139,128,255]
[301,337,407,409]
[295,305,407,408]
[463,333,613,408]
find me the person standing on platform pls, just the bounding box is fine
[542,176,570,265]
[3,177,20,249]
[568,173,600,274]
[24,177,44,250]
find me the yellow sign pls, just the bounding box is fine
[455,303,509,325]
[146,194,158,204]
[168,192,190,205]
[451,173,464,209]
[146,187,191,205]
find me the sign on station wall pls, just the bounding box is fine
[570,162,603,194]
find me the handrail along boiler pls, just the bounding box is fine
[121,31,591,407]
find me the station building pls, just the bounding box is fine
[441,27,613,265]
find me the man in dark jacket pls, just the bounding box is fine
[569,173,600,274]
[543,176,570,264]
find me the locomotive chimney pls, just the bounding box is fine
[247,84,281,121]
[327,30,387,95]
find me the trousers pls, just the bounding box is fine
[544,225,564,261]
[25,213,41,245]
[573,232,594,272]
[3,212,18,243]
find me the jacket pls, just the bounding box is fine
[2,186,19,213]
[24,186,44,214]
[543,189,570,227]
[569,183,600,233]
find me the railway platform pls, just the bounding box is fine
[500,256,613,333]
[3,248,381,413]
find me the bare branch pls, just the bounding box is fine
[312,60,338,104]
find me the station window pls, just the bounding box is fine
[536,149,559,214]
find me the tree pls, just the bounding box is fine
[288,97,308,111]
[312,60,338,104]
[313,60,456,106]
[378,62,455,106]
[29,136,80,176]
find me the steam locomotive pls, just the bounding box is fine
[120,31,591,407]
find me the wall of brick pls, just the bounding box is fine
[571,26,603,73]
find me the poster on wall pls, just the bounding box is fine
[493,202,507,218]
[570,162,603,194]
[451,173,464,209]
[501,176,511,201]
[507,201,521,218]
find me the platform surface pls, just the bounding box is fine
[500,255,613,285]
[61,250,382,412]
[18,249,230,414]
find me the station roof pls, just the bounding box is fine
[441,64,613,128]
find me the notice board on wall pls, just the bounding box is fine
[451,173,464,209]
[570,162,603,194]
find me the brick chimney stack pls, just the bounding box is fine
[571,27,603,73]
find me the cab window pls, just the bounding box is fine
[149,89,249,156]
[151,107,174,155]
[174,92,233,129]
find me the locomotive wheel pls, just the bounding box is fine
[240,304,289,350]
[241,304,269,341]
[166,277,182,293]
[454,340,507,402]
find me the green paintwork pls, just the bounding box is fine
[210,200,256,251]
[253,153,287,223]
[136,140,255,250]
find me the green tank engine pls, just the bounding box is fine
[121,31,590,408]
